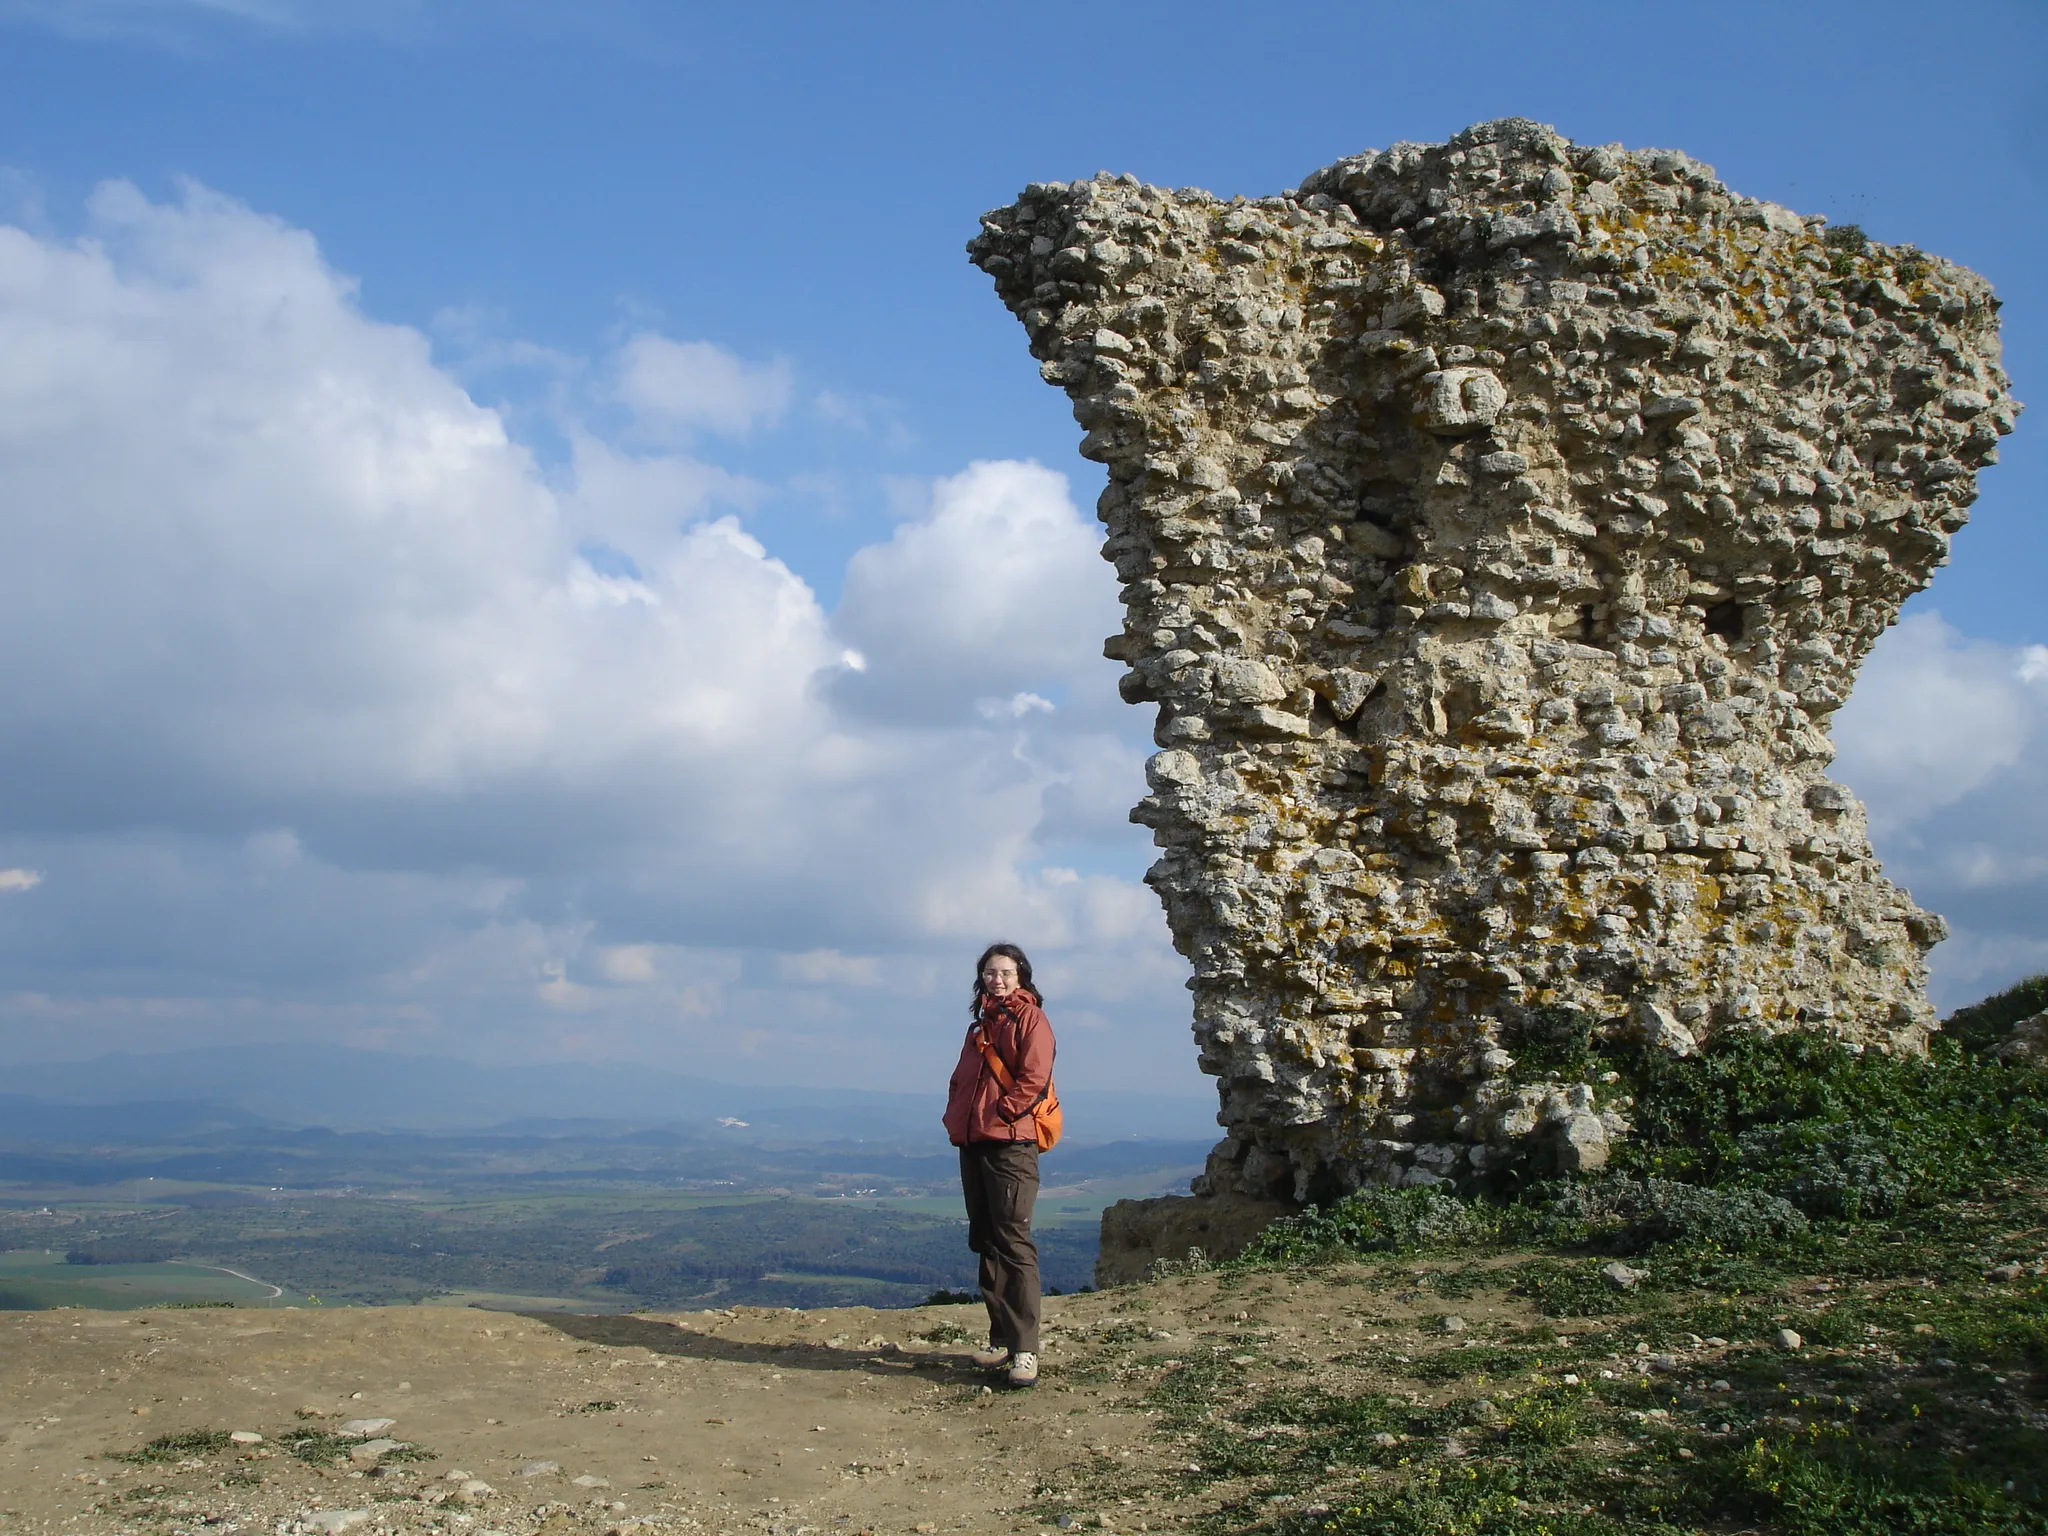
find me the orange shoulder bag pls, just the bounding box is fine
[974,1024,1062,1152]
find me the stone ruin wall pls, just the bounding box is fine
[969,119,2017,1207]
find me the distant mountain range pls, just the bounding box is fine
[2,1042,1218,1146]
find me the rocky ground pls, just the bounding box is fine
[0,1264,1676,1536]
[2,1224,2042,1536]
[13,1001,2046,1536]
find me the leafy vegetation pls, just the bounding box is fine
[1823,222,1871,277]
[1249,978,2048,1273]
[1551,1177,1809,1253]
[1615,1027,2048,1203]
[1502,1006,1602,1080]
[65,1241,177,1265]
[1063,977,2048,1535]
[1945,974,2048,1058]
[271,1427,433,1466]
[1241,1189,1495,1264]
[117,1430,235,1464]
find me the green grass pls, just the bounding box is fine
[1403,1346,1535,1382]
[116,1430,236,1464]
[1132,1319,2048,1536]
[274,1428,434,1466]
[1091,979,2048,1535]
[0,1249,278,1311]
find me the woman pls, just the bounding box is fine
[942,941,1055,1389]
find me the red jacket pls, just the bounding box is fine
[943,990,1055,1146]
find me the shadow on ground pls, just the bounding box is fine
[521,1310,984,1379]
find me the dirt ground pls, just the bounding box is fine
[0,1266,1570,1536]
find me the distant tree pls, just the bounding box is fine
[64,1241,175,1265]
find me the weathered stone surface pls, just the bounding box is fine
[346,1437,404,1468]
[970,119,2016,1205]
[1994,1011,2048,1068]
[1095,1189,1295,1286]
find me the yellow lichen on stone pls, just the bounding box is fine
[970,121,2015,1198]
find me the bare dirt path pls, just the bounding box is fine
[0,1290,1200,1536]
[0,1267,1589,1536]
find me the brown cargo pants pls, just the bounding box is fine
[959,1139,1040,1355]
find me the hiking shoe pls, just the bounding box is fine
[969,1344,1012,1369]
[1005,1351,1039,1389]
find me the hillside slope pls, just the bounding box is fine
[6,990,2045,1534]
[4,1206,2043,1536]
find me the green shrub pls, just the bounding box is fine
[1710,1425,2043,1536]
[1496,1383,1597,1448]
[1505,1259,1628,1317]
[1241,1187,1486,1264]
[1551,1176,1807,1253]
[1823,223,1871,278]
[275,1429,362,1465]
[1737,1124,1908,1219]
[1944,973,2048,1058]
[1405,1346,1531,1382]
[1227,1002,2048,1283]
[1615,1030,2048,1203]
[1503,1006,1601,1079]
[1234,1387,1425,1469]
[117,1430,233,1464]
[1242,1172,1809,1271]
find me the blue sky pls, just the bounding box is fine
[0,0,2041,1106]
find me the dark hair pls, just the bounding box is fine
[972,942,1040,1018]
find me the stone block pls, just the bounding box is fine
[1095,1193,1295,1288]
[971,117,2015,1203]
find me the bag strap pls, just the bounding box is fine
[975,1013,1053,1107]
[973,1027,1016,1089]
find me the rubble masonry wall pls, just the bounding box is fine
[969,118,2016,1204]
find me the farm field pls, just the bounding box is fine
[0,1153,1197,1313]
[0,1112,1207,1312]
[0,1249,283,1311]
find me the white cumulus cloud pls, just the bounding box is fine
[833,459,1119,724]
[778,949,883,987]
[1835,610,2048,1010]
[0,182,1195,1102]
[614,333,793,439]
[1833,612,2041,836]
